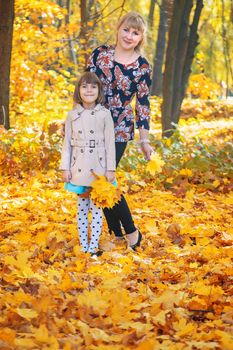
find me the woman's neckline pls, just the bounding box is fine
[111,45,141,66]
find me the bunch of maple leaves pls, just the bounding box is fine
[90,175,121,209]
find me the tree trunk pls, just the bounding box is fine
[151,0,167,96]
[65,0,78,68]
[148,0,156,31]
[221,0,233,97]
[0,0,14,129]
[79,0,89,66]
[179,0,204,105]
[161,0,204,137]
[161,0,187,136]
[172,0,193,123]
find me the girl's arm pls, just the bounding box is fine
[59,113,72,180]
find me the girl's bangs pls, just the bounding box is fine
[80,73,99,85]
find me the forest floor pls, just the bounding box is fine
[0,115,232,350]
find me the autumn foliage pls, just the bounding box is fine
[1,0,233,349]
[1,111,233,349]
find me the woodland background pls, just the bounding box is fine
[0,0,233,349]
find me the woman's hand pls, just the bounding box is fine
[62,170,72,182]
[105,170,116,183]
[140,142,153,161]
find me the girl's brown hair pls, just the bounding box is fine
[73,72,105,105]
[117,12,147,53]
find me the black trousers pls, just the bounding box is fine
[103,142,137,237]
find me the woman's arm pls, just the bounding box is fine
[135,62,153,160]
[104,110,116,181]
[139,129,153,161]
[86,46,103,72]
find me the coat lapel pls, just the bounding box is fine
[70,104,85,121]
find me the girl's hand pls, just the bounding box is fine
[140,143,153,161]
[62,170,72,182]
[105,170,116,183]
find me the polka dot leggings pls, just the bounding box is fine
[77,197,103,253]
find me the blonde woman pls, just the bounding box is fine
[86,12,153,250]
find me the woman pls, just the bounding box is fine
[86,11,153,249]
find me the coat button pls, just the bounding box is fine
[90,130,94,134]
[81,149,84,153]
[78,169,81,172]
[100,157,102,160]
[90,149,93,153]
[91,111,94,115]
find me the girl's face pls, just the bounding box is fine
[117,23,143,51]
[80,82,99,108]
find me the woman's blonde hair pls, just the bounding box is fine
[117,12,147,53]
[73,72,105,105]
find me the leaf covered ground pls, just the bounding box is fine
[0,113,233,350]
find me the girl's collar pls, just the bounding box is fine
[71,103,103,120]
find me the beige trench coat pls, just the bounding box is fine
[60,104,116,186]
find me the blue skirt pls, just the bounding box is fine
[64,180,117,194]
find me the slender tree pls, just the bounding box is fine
[151,0,174,96]
[221,0,233,96]
[148,0,157,31]
[151,0,168,96]
[161,0,204,137]
[0,0,15,129]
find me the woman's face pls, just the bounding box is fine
[117,23,143,51]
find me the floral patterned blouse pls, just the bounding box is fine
[86,45,152,142]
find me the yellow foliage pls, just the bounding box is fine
[179,168,193,177]
[0,170,232,349]
[187,74,221,99]
[146,152,165,175]
[1,2,233,348]
[90,175,121,208]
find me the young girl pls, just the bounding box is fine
[60,72,116,255]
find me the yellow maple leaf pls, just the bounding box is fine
[173,318,196,337]
[16,308,38,320]
[136,339,157,350]
[15,338,36,348]
[90,175,121,208]
[77,289,109,315]
[34,324,49,343]
[213,179,220,188]
[64,343,72,350]
[214,330,233,350]
[152,310,167,326]
[179,168,193,176]
[0,327,16,345]
[146,152,165,175]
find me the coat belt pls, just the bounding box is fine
[71,139,105,148]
